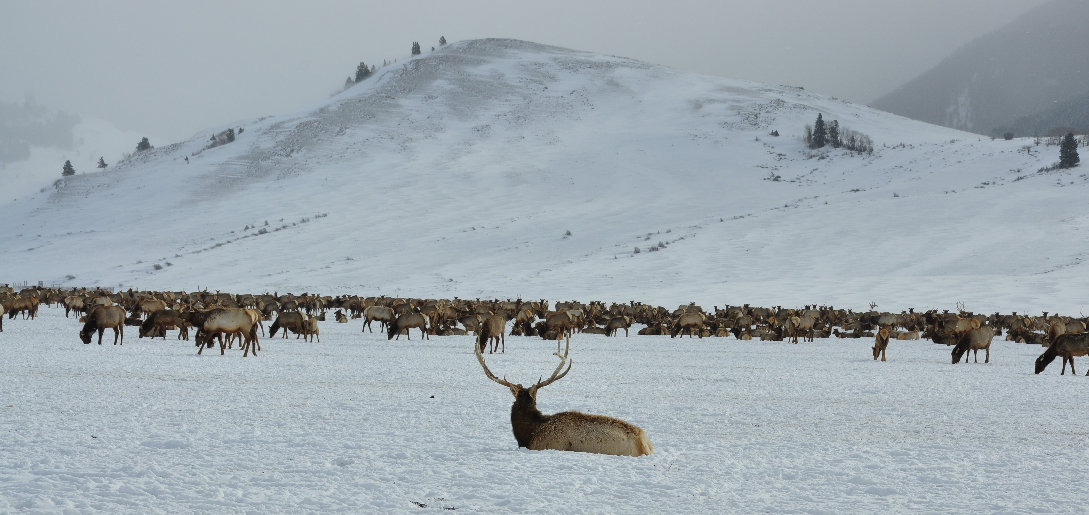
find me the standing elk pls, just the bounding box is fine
[951,326,995,364]
[477,314,506,353]
[474,340,652,457]
[196,308,261,357]
[1035,333,1089,375]
[873,327,890,361]
[363,305,396,333]
[604,316,632,337]
[79,305,126,345]
[270,310,308,339]
[387,312,429,340]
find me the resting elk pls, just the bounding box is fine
[79,305,126,345]
[474,340,653,457]
[1034,333,1089,375]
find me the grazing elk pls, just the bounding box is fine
[477,314,506,353]
[196,308,261,357]
[270,310,308,339]
[387,312,429,340]
[79,305,126,345]
[670,311,706,338]
[362,305,396,333]
[139,309,187,339]
[951,326,995,364]
[873,327,890,361]
[474,340,652,457]
[1034,333,1089,375]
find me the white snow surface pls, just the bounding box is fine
[1,38,1088,511]
[1,305,1085,513]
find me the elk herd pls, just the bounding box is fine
[4,285,1089,456]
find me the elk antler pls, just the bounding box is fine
[475,339,517,389]
[531,338,572,394]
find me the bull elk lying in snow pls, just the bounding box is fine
[474,340,653,457]
[1035,333,1089,375]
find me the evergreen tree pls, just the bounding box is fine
[97,156,107,169]
[136,137,152,152]
[355,61,371,82]
[344,75,354,89]
[439,36,447,46]
[411,41,421,55]
[811,113,827,149]
[62,159,75,177]
[828,120,841,148]
[1059,132,1080,168]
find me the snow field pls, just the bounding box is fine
[1,305,1085,513]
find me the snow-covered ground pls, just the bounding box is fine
[0,305,1084,513]
[0,39,1085,315]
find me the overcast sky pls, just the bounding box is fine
[1,0,1050,144]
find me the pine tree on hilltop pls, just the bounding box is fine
[1059,132,1080,168]
[62,159,75,177]
[136,137,152,152]
[411,41,421,55]
[439,36,447,46]
[355,61,372,82]
[97,156,107,169]
[811,113,827,149]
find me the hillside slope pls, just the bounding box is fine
[0,39,1084,313]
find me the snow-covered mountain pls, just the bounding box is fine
[871,0,1089,137]
[1,38,1084,314]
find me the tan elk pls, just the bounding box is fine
[79,305,126,345]
[196,308,261,357]
[477,314,506,353]
[474,340,653,457]
[951,325,995,364]
[872,327,890,361]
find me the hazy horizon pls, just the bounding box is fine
[0,0,1051,145]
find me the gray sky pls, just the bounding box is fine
[0,0,1050,144]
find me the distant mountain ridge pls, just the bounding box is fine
[871,0,1089,137]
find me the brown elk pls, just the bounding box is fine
[80,305,126,345]
[139,309,187,339]
[387,312,428,340]
[873,327,890,361]
[951,326,995,364]
[1035,333,1089,375]
[196,308,261,356]
[302,317,320,343]
[477,314,506,353]
[604,316,632,337]
[270,310,308,339]
[670,311,705,338]
[363,305,396,333]
[474,340,652,457]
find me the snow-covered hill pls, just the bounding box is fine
[1,39,1084,314]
